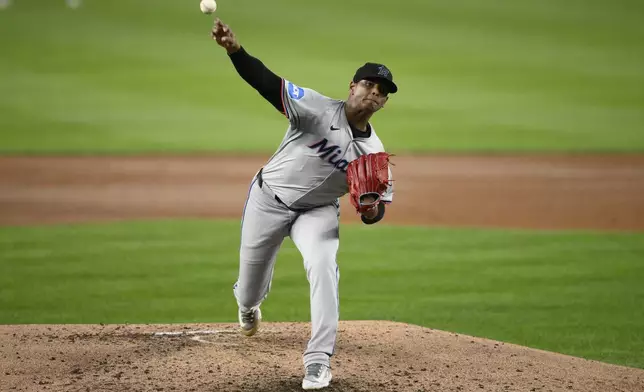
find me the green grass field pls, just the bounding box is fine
[2,0,643,374]
[1,221,643,368]
[1,0,644,153]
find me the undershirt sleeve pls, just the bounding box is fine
[228,46,285,115]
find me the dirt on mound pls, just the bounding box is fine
[1,322,642,392]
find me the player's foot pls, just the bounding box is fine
[302,363,332,390]
[238,306,261,336]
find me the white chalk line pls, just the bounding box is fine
[190,335,214,344]
[153,330,237,345]
[152,330,236,337]
[189,335,243,345]
[152,329,279,344]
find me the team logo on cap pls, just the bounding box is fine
[287,81,304,100]
[377,65,390,78]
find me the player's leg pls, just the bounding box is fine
[234,178,292,334]
[290,203,340,383]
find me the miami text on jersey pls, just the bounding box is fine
[307,138,349,173]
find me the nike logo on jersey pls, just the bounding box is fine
[330,125,340,131]
[308,138,349,173]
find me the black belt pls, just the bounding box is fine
[257,168,307,212]
[256,168,266,189]
[256,168,337,213]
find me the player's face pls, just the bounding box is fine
[349,79,389,112]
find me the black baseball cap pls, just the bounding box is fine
[352,62,398,94]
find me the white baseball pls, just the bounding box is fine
[0,0,13,10]
[200,0,217,14]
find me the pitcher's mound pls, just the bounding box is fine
[1,321,642,392]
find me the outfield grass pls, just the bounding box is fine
[1,0,643,153]
[1,220,643,368]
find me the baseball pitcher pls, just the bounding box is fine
[211,18,398,390]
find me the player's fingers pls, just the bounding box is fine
[213,19,226,34]
[214,28,229,40]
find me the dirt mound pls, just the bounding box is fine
[1,322,642,392]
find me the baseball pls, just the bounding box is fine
[200,0,217,14]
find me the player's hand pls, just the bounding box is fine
[359,194,379,219]
[211,18,240,54]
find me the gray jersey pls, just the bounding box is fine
[259,80,394,210]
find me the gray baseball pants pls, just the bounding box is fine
[233,171,340,368]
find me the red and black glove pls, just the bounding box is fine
[346,152,392,214]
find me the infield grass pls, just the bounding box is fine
[1,220,643,369]
[1,0,644,153]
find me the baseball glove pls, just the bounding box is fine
[346,152,392,214]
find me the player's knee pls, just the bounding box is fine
[303,256,338,278]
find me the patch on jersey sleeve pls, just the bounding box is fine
[286,81,305,100]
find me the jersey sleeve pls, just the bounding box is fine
[363,133,394,203]
[381,166,394,203]
[281,79,331,130]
